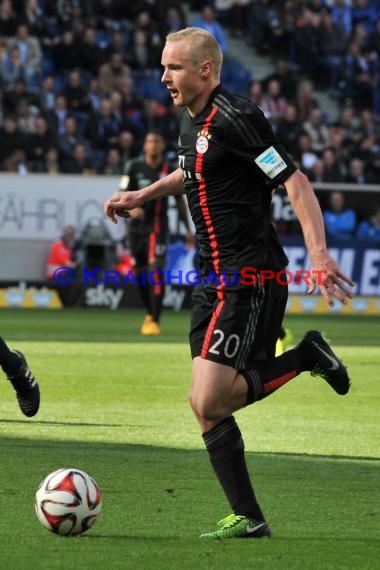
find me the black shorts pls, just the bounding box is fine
[189,279,288,369]
[130,232,167,270]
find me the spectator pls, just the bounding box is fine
[340,41,377,109]
[126,28,161,71]
[293,8,322,77]
[2,76,37,115]
[214,0,251,38]
[61,142,94,175]
[294,132,319,174]
[58,0,86,41]
[262,59,299,101]
[2,148,28,174]
[88,78,101,111]
[97,51,131,94]
[193,5,227,52]
[356,205,380,240]
[0,0,18,38]
[57,115,88,163]
[0,115,26,167]
[38,74,56,112]
[323,191,357,239]
[134,9,162,51]
[328,122,352,165]
[345,156,375,183]
[118,77,144,120]
[261,78,287,127]
[248,0,277,53]
[79,27,108,77]
[99,147,123,175]
[106,31,127,58]
[109,87,140,134]
[117,129,138,166]
[294,79,319,122]
[247,80,266,109]
[302,107,331,154]
[330,0,353,37]
[276,103,303,157]
[368,18,380,54]
[350,23,371,50]
[308,158,325,183]
[33,146,61,174]
[16,98,36,134]
[1,45,27,87]
[53,30,78,73]
[22,0,46,39]
[61,68,91,115]
[277,1,298,60]
[141,98,179,151]
[337,106,361,147]
[158,4,187,39]
[25,114,56,170]
[84,96,122,152]
[354,109,380,171]
[45,93,69,135]
[319,11,347,90]
[319,148,346,182]
[6,23,42,84]
[351,0,378,35]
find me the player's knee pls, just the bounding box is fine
[189,393,221,421]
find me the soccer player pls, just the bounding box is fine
[0,336,40,417]
[104,28,354,539]
[120,129,193,335]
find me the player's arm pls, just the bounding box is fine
[284,169,354,306]
[104,167,185,224]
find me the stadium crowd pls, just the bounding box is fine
[0,0,379,200]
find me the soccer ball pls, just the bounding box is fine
[35,468,102,536]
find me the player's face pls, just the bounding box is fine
[161,40,209,116]
[144,134,165,159]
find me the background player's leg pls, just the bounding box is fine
[136,266,152,317]
[150,279,164,324]
[149,256,166,327]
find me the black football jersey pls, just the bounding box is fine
[124,157,172,236]
[178,85,297,274]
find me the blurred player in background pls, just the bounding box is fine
[120,129,194,335]
[0,336,40,416]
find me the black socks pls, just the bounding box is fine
[203,416,264,521]
[241,346,307,405]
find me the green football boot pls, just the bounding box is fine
[199,514,271,539]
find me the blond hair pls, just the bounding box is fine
[165,27,223,79]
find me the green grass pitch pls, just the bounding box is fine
[0,308,379,570]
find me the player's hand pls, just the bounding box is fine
[104,190,143,224]
[308,252,354,307]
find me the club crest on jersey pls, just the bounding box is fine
[196,135,209,154]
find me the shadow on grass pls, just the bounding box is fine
[0,419,124,427]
